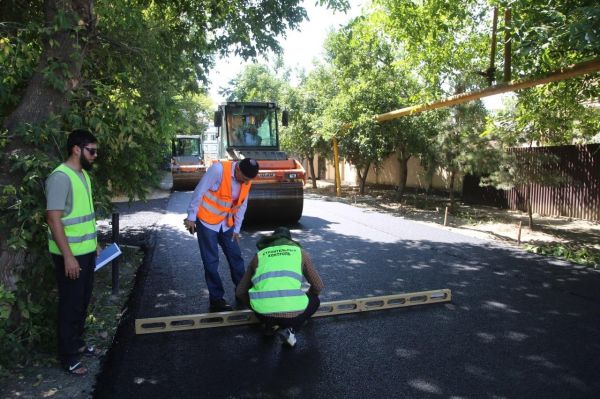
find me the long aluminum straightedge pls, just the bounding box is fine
[135,288,451,335]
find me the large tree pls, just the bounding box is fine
[0,0,349,365]
[434,100,488,208]
[280,81,331,188]
[321,15,404,194]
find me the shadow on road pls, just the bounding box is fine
[93,208,600,398]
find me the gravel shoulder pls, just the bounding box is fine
[305,181,600,255]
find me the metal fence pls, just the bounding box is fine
[463,144,600,221]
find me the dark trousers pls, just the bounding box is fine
[255,292,321,330]
[195,222,245,303]
[52,252,95,366]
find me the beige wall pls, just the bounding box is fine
[305,154,358,185]
[303,152,463,192]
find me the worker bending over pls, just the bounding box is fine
[236,227,323,347]
[184,158,259,312]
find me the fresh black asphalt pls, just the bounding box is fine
[94,192,600,398]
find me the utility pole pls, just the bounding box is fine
[504,8,512,82]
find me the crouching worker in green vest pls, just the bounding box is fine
[236,227,323,347]
[46,129,101,376]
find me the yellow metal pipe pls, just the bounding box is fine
[375,59,600,123]
[332,137,342,197]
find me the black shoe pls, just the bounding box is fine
[209,299,233,312]
[261,323,280,337]
[234,299,249,310]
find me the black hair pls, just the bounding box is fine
[239,158,259,178]
[66,129,97,157]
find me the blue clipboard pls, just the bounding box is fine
[95,243,122,272]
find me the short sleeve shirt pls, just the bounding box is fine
[45,164,89,215]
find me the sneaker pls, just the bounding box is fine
[64,361,88,376]
[278,328,297,348]
[209,299,233,312]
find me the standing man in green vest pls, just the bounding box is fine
[46,129,100,376]
[236,227,323,347]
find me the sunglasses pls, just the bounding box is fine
[82,146,98,156]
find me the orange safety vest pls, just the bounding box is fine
[197,161,252,227]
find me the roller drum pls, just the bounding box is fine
[244,182,304,223]
[171,170,205,191]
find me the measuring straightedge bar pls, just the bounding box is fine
[135,289,451,335]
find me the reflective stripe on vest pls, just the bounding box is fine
[249,245,308,314]
[48,164,97,256]
[196,161,252,227]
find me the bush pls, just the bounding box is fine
[0,123,60,371]
[525,243,599,269]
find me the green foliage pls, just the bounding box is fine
[0,0,351,370]
[280,83,326,159]
[0,122,63,369]
[524,243,599,269]
[0,284,17,370]
[480,150,564,190]
[0,286,14,321]
[433,100,490,184]
[503,0,600,75]
[302,64,341,142]
[484,1,600,146]
[2,123,58,250]
[376,0,600,148]
[221,63,290,103]
[66,84,170,202]
[374,0,491,89]
[0,26,42,119]
[321,15,405,187]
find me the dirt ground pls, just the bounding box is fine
[0,250,141,399]
[1,181,597,399]
[304,181,600,256]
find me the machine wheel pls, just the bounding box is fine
[244,183,304,224]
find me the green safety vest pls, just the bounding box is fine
[48,164,97,256]
[249,244,308,314]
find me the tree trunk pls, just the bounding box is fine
[449,170,456,210]
[3,0,94,134]
[0,245,27,291]
[527,182,534,229]
[0,0,95,292]
[307,155,317,188]
[424,163,435,198]
[395,150,410,201]
[357,162,370,195]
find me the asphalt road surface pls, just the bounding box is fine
[94,192,600,399]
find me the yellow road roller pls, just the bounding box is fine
[213,102,305,223]
[171,134,207,191]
